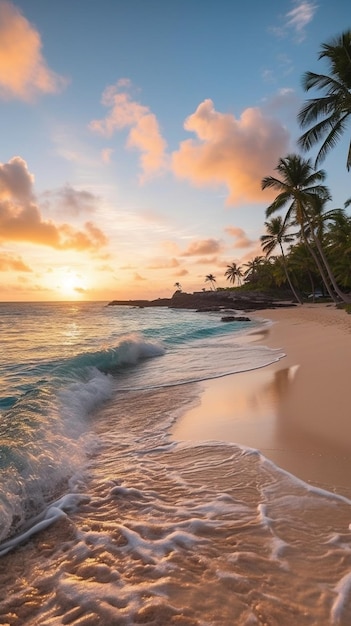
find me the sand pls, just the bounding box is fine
[172,303,351,498]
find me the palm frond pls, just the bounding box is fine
[265,192,292,217]
[261,176,286,191]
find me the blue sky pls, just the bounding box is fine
[0,0,350,301]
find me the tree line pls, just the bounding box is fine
[222,30,351,305]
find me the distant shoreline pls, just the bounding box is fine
[107,290,298,311]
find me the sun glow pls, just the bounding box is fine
[53,268,89,299]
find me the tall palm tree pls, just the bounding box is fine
[224,262,243,286]
[261,216,303,304]
[174,282,182,292]
[298,30,351,170]
[261,154,351,303]
[205,274,217,290]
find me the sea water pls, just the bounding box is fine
[0,301,350,625]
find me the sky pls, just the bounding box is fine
[0,0,350,302]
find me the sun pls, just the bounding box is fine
[54,268,88,299]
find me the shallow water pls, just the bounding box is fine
[0,302,350,625]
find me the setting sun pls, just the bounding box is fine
[54,268,88,299]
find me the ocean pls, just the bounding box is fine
[0,301,350,625]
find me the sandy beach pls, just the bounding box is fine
[172,303,351,498]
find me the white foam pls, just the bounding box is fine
[0,493,90,557]
[331,571,351,623]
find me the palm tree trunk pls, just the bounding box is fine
[301,229,338,302]
[310,229,351,303]
[279,243,303,304]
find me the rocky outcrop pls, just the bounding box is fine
[108,290,297,311]
[221,316,251,322]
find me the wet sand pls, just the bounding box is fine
[172,303,351,498]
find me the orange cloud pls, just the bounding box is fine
[0,1,67,101]
[134,272,147,281]
[172,99,289,205]
[147,257,180,270]
[90,80,168,181]
[0,252,32,271]
[0,157,108,251]
[193,256,218,265]
[225,226,255,248]
[58,222,108,251]
[180,238,222,257]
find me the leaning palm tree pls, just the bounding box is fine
[174,282,182,292]
[301,196,345,242]
[298,30,351,170]
[205,274,216,290]
[224,262,243,286]
[261,154,351,303]
[261,216,303,304]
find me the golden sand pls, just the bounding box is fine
[172,303,351,497]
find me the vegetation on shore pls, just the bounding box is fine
[219,30,351,304]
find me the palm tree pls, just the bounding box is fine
[243,256,264,283]
[324,210,351,289]
[261,216,303,303]
[288,241,322,297]
[262,154,351,303]
[174,282,182,292]
[205,274,216,290]
[224,262,243,286]
[298,30,351,170]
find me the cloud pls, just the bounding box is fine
[0,0,68,101]
[285,1,317,40]
[134,272,147,281]
[224,226,255,249]
[0,157,108,251]
[90,79,168,181]
[172,99,289,205]
[0,252,32,271]
[59,221,108,250]
[270,1,317,42]
[147,257,180,269]
[0,155,35,201]
[193,256,218,265]
[101,148,114,164]
[265,88,298,111]
[180,238,223,257]
[42,184,100,216]
[120,264,137,270]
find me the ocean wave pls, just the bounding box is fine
[0,334,165,543]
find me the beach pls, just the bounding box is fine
[173,303,351,498]
[1,301,351,625]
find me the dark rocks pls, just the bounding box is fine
[221,316,251,322]
[108,291,297,311]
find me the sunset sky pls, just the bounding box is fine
[0,0,350,302]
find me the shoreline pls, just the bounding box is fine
[172,303,351,499]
